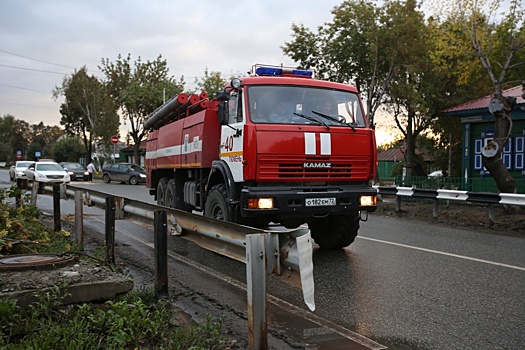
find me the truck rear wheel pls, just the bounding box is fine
[156,178,169,206]
[166,178,192,211]
[309,212,360,249]
[205,184,231,221]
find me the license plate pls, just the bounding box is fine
[305,197,336,206]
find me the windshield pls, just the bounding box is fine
[16,162,32,169]
[130,164,145,172]
[36,163,65,171]
[63,163,84,169]
[247,85,366,127]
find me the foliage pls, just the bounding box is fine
[0,289,228,349]
[0,186,73,255]
[0,115,64,163]
[53,66,119,165]
[193,67,227,97]
[51,136,85,163]
[441,0,525,193]
[282,0,391,128]
[99,54,185,163]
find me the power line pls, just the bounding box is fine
[0,49,76,69]
[0,63,69,75]
[0,83,49,93]
[0,100,58,110]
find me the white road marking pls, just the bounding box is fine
[358,236,525,272]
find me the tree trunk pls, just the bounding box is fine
[133,143,140,166]
[405,109,415,176]
[481,94,516,194]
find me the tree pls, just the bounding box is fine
[26,123,63,160]
[447,0,525,193]
[193,67,227,97]
[53,66,119,165]
[283,0,417,132]
[0,115,32,162]
[99,54,184,164]
[283,0,438,176]
[52,136,85,163]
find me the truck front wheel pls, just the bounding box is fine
[309,212,360,249]
[205,184,231,221]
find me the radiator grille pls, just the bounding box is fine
[257,156,370,181]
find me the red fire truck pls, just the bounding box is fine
[144,64,377,249]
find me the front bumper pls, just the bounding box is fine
[239,184,377,219]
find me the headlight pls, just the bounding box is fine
[68,171,74,175]
[360,195,377,206]
[248,198,274,209]
[140,174,146,178]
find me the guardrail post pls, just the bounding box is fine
[246,234,268,350]
[53,183,61,232]
[105,196,116,265]
[433,198,439,218]
[154,210,169,298]
[74,190,83,245]
[396,196,402,212]
[488,203,495,226]
[15,188,22,208]
[30,181,38,205]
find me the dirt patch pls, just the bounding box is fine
[375,196,525,237]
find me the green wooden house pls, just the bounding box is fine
[442,85,525,193]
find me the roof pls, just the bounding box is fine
[120,140,146,152]
[443,85,525,113]
[378,146,433,162]
[378,147,405,161]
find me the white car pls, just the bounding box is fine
[9,161,33,181]
[428,170,443,178]
[24,161,71,184]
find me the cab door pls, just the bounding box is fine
[220,91,245,182]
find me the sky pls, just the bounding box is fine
[0,0,398,145]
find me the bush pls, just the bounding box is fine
[0,186,74,255]
[0,289,228,349]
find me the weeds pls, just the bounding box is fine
[0,186,78,255]
[0,288,228,349]
[0,186,231,349]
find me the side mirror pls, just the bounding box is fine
[217,101,228,125]
[216,90,231,102]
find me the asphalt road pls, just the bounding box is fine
[1,170,524,350]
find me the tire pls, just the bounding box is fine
[156,177,169,206]
[102,174,111,183]
[204,184,231,221]
[129,176,138,185]
[165,178,192,211]
[309,212,360,249]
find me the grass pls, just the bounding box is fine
[0,288,228,349]
[0,186,231,349]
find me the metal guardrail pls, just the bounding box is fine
[374,185,525,225]
[24,182,315,350]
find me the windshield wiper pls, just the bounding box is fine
[293,112,330,130]
[312,111,356,132]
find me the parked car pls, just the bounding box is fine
[428,170,443,178]
[101,163,146,185]
[60,162,89,181]
[9,161,33,181]
[25,161,70,184]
